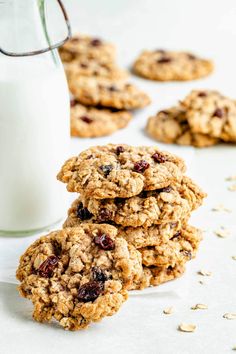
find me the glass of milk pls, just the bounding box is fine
[0,0,71,234]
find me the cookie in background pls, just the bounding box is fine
[133,49,213,81]
[60,34,150,138]
[146,90,236,147]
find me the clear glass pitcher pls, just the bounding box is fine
[0,0,71,234]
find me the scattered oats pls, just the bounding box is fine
[199,280,205,285]
[228,184,236,191]
[232,346,236,351]
[226,175,236,181]
[223,313,236,320]
[214,227,230,238]
[178,323,196,333]
[191,303,208,310]
[198,270,212,276]
[163,307,174,315]
[211,204,232,213]
[232,256,236,261]
[202,228,209,233]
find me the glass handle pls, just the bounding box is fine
[0,0,72,57]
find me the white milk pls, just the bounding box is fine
[0,55,70,232]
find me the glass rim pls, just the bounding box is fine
[0,0,72,57]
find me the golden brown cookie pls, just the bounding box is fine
[59,34,115,63]
[139,225,202,267]
[78,176,206,227]
[146,106,219,147]
[16,224,142,330]
[65,58,128,81]
[70,102,132,138]
[68,76,151,110]
[57,144,186,199]
[133,49,213,81]
[130,263,186,290]
[63,200,183,243]
[181,90,236,142]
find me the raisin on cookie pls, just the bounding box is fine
[181,90,236,142]
[70,102,132,138]
[68,76,151,110]
[16,224,142,330]
[59,34,115,63]
[146,106,219,147]
[57,144,186,199]
[133,49,213,81]
[78,176,206,227]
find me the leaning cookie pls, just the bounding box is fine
[78,176,206,227]
[70,102,132,138]
[146,107,219,147]
[65,58,128,81]
[57,144,186,199]
[59,34,115,63]
[181,90,236,142]
[68,76,151,110]
[133,49,213,81]
[16,224,142,331]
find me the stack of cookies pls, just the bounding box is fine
[59,34,151,138]
[146,90,236,147]
[16,144,206,331]
[58,144,206,290]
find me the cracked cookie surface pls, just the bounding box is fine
[146,106,219,147]
[67,76,151,110]
[16,224,142,330]
[59,34,115,63]
[78,176,206,227]
[57,144,186,199]
[70,102,132,138]
[133,50,213,81]
[181,90,236,142]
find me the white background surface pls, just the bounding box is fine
[1,1,236,353]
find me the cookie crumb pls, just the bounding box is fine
[163,307,174,315]
[211,204,232,213]
[232,256,236,261]
[178,323,196,332]
[198,270,212,276]
[223,313,236,320]
[199,280,205,285]
[228,184,236,191]
[214,227,230,238]
[191,303,208,310]
[232,346,236,350]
